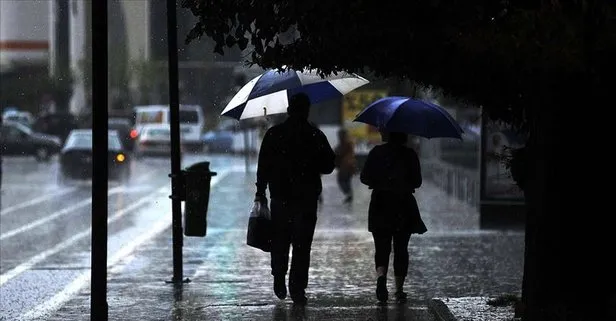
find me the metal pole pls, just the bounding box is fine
[91,0,109,319]
[166,0,187,284]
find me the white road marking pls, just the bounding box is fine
[0,186,122,241]
[1,188,77,216]
[21,218,171,321]
[0,187,166,286]
[0,170,157,217]
[0,171,158,240]
[19,170,232,320]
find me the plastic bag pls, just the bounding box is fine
[250,201,271,220]
[246,201,272,252]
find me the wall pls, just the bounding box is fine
[0,0,50,68]
[68,0,87,114]
[121,0,150,62]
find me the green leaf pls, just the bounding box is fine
[225,35,236,47]
[238,37,249,50]
[214,43,225,56]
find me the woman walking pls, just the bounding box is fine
[360,131,427,303]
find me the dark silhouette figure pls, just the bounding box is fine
[360,131,427,304]
[255,93,336,305]
[334,128,356,203]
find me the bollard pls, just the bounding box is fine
[182,161,217,237]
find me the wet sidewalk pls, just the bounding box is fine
[36,169,524,321]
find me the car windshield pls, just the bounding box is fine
[6,115,27,122]
[109,134,123,149]
[137,110,165,124]
[66,134,92,149]
[65,132,123,150]
[7,121,32,135]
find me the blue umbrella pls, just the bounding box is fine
[353,96,463,139]
[222,68,369,120]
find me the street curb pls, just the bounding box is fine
[429,299,458,321]
[428,297,521,321]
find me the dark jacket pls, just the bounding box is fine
[335,139,357,177]
[360,143,427,234]
[256,118,335,201]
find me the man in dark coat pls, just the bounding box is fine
[254,93,336,304]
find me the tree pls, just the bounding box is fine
[0,64,72,115]
[182,1,615,320]
[128,58,169,106]
[79,47,130,111]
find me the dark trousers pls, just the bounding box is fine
[337,172,353,196]
[270,198,318,295]
[372,231,412,277]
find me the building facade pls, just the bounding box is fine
[0,0,50,69]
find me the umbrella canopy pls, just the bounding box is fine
[354,96,464,139]
[221,68,369,120]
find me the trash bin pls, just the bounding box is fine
[182,161,217,237]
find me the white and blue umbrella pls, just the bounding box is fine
[354,96,464,139]
[221,68,369,120]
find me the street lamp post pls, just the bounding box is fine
[91,0,109,320]
[166,0,189,285]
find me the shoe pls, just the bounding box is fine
[274,275,287,300]
[291,294,307,305]
[394,291,407,303]
[376,276,388,302]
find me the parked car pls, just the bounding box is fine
[108,117,136,151]
[1,120,62,161]
[202,130,234,153]
[134,124,172,158]
[58,129,131,183]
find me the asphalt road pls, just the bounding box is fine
[0,152,248,320]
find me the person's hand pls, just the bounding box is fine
[254,194,268,206]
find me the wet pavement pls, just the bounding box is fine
[429,297,516,321]
[1,154,524,320]
[0,154,245,320]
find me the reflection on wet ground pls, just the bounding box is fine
[1,153,523,321]
[0,154,250,320]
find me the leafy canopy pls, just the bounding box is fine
[182,0,615,125]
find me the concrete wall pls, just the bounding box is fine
[68,0,88,114]
[120,0,150,62]
[0,0,50,68]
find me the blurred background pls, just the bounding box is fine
[0,2,524,319]
[2,0,518,222]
